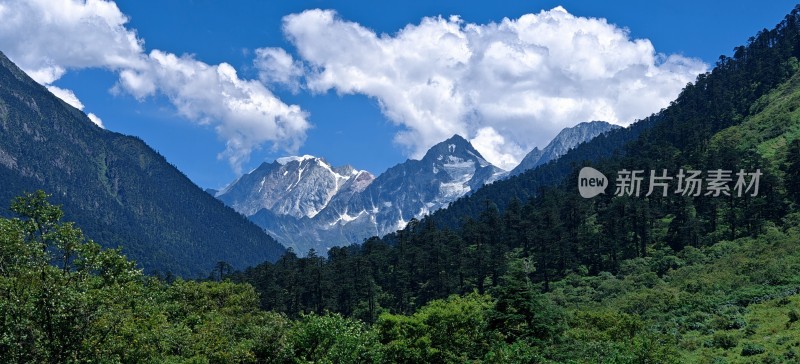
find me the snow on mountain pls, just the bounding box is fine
[217,135,506,255]
[216,156,374,219]
[276,155,317,165]
[326,134,506,234]
[216,122,619,254]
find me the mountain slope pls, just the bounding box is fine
[0,51,285,277]
[509,120,620,176]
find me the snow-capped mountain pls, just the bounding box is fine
[214,122,619,254]
[217,135,505,254]
[509,121,620,176]
[216,156,374,218]
[319,134,506,233]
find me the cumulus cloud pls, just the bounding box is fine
[117,51,310,172]
[87,113,104,128]
[46,85,85,110]
[0,0,141,128]
[0,1,707,172]
[275,7,707,169]
[254,47,305,92]
[0,0,145,84]
[469,127,524,169]
[0,0,310,172]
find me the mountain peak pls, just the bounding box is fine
[217,154,373,219]
[216,133,506,253]
[443,134,470,144]
[422,134,485,162]
[276,155,318,165]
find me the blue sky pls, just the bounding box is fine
[1,1,797,189]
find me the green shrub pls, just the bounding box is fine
[740,343,766,356]
[788,308,800,323]
[712,332,738,349]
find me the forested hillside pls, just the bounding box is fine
[0,52,285,277]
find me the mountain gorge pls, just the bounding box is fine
[0,51,284,277]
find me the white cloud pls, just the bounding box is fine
[0,1,707,172]
[0,0,310,172]
[116,50,311,172]
[46,85,84,110]
[469,127,523,170]
[278,8,707,167]
[0,0,144,83]
[254,47,305,92]
[87,113,104,128]
[0,0,135,130]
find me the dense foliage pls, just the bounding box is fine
[0,52,284,277]
[4,191,800,362]
[0,191,556,362]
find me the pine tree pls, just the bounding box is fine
[488,250,563,345]
[785,139,800,205]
